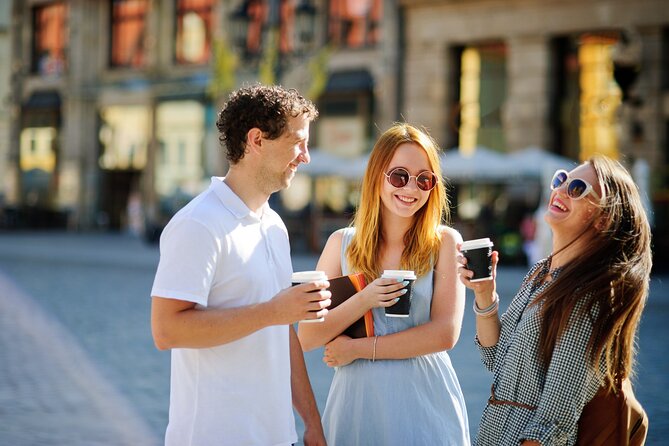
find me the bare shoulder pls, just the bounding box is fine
[324,228,346,251]
[438,225,463,249]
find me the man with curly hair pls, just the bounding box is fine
[151,84,329,446]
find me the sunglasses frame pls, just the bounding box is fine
[384,167,438,192]
[550,169,601,201]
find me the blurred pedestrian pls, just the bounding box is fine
[458,155,652,445]
[298,123,470,445]
[150,84,329,446]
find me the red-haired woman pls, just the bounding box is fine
[298,123,470,445]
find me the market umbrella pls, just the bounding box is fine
[440,146,514,183]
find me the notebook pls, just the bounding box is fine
[327,272,374,338]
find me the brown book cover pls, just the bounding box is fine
[328,273,374,338]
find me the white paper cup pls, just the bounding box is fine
[381,270,417,317]
[292,271,328,323]
[460,238,494,282]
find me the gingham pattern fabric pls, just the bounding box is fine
[475,259,604,446]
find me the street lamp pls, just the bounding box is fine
[229,0,317,62]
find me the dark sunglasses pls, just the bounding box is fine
[551,169,601,201]
[384,167,438,192]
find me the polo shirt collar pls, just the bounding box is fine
[210,177,269,220]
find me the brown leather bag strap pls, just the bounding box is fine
[488,384,538,411]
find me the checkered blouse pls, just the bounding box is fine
[475,259,604,446]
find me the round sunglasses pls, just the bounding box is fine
[551,169,601,201]
[384,167,438,192]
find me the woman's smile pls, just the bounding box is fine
[395,194,418,205]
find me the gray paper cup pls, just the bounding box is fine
[461,238,494,282]
[381,270,417,317]
[292,271,328,322]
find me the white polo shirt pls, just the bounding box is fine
[151,177,296,446]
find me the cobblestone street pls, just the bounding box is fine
[0,232,667,445]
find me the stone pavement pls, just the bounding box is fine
[0,232,164,446]
[0,266,158,445]
[0,231,667,445]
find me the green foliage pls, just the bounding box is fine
[307,45,331,101]
[207,37,238,99]
[259,30,279,86]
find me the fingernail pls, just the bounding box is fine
[402,280,409,286]
[400,289,407,295]
[394,298,400,303]
[396,278,403,283]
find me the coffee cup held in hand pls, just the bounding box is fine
[381,270,417,317]
[460,238,494,282]
[292,271,328,323]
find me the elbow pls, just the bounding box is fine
[437,327,461,351]
[438,337,457,351]
[152,323,175,351]
[440,339,456,351]
[300,340,319,352]
[296,329,320,352]
[154,338,171,351]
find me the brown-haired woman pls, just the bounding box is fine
[458,155,652,445]
[298,123,470,445]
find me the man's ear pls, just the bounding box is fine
[246,128,263,155]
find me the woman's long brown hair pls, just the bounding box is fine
[347,123,449,283]
[534,155,652,390]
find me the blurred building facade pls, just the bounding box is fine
[399,0,669,263]
[2,0,669,263]
[2,0,399,236]
[0,1,11,216]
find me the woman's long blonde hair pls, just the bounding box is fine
[535,155,652,390]
[347,123,449,283]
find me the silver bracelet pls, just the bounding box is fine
[372,335,379,362]
[473,293,499,318]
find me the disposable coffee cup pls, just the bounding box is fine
[461,238,494,282]
[291,271,328,323]
[381,270,417,318]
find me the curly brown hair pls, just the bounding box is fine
[216,84,318,164]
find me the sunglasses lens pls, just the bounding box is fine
[552,171,567,190]
[567,179,587,199]
[416,172,437,191]
[388,169,409,188]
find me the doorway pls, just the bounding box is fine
[99,169,141,231]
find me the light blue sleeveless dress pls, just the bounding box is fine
[322,228,470,445]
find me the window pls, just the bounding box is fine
[175,0,213,64]
[551,33,622,160]
[110,0,149,68]
[155,100,206,201]
[455,43,508,153]
[99,105,150,170]
[240,0,302,56]
[20,127,57,173]
[327,0,382,49]
[20,127,58,207]
[32,2,68,76]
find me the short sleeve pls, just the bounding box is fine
[151,217,221,307]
